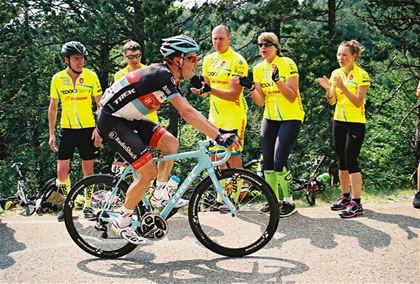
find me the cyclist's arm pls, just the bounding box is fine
[48,98,59,152]
[170,95,219,138]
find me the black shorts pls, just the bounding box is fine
[58,128,99,161]
[97,111,166,170]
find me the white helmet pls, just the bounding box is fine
[160,35,199,58]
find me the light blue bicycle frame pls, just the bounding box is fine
[99,140,237,227]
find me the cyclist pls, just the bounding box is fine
[48,41,102,222]
[318,40,371,218]
[114,40,159,124]
[239,32,304,217]
[97,35,240,244]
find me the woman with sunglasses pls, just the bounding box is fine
[317,40,370,218]
[240,32,304,217]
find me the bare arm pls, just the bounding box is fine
[334,76,367,108]
[274,76,299,103]
[170,95,219,138]
[48,98,59,152]
[249,83,265,107]
[318,76,337,105]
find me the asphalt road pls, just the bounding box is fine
[1,202,419,283]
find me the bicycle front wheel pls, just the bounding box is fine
[188,169,279,257]
[64,174,140,259]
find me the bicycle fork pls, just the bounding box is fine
[208,168,238,216]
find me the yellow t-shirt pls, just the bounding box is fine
[253,56,304,121]
[202,48,248,121]
[50,68,102,129]
[330,64,370,123]
[114,64,159,123]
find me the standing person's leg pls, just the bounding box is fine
[78,127,99,219]
[331,121,352,211]
[56,129,75,221]
[339,123,365,218]
[261,119,280,202]
[273,120,301,217]
[415,162,420,208]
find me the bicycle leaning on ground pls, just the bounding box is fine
[0,162,36,216]
[244,153,330,206]
[63,139,280,259]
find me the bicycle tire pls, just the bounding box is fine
[188,168,279,257]
[305,182,317,206]
[64,174,140,259]
[22,202,36,216]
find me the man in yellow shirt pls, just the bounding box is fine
[114,40,158,124]
[48,41,102,222]
[191,24,248,170]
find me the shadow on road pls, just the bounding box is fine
[0,221,26,269]
[364,209,420,239]
[266,212,392,252]
[77,254,309,283]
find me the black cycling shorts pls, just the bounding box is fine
[97,111,166,170]
[58,128,99,161]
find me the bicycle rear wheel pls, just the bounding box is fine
[188,169,279,257]
[64,174,140,259]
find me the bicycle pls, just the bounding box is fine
[291,155,330,206]
[244,153,330,206]
[64,139,280,259]
[0,162,36,216]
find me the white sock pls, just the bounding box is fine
[154,181,167,199]
[117,207,134,228]
[284,197,294,204]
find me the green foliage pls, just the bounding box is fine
[0,0,418,199]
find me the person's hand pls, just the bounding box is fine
[272,64,280,82]
[189,75,211,96]
[333,76,345,89]
[238,76,255,91]
[317,76,330,90]
[190,75,205,88]
[215,133,241,151]
[48,135,58,152]
[92,128,102,148]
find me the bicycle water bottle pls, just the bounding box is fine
[164,175,181,199]
[317,172,330,184]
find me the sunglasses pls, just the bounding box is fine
[126,54,141,60]
[258,42,274,48]
[182,55,198,63]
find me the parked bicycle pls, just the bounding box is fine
[64,139,280,259]
[244,152,330,206]
[0,162,36,216]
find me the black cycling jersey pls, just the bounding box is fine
[101,63,181,120]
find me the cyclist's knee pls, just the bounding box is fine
[158,132,179,155]
[57,160,70,179]
[137,161,158,182]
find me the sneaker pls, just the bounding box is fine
[330,194,351,211]
[57,210,64,222]
[339,201,364,218]
[151,185,189,209]
[260,202,281,213]
[413,191,420,209]
[279,201,297,218]
[260,202,270,213]
[111,221,151,245]
[83,207,96,220]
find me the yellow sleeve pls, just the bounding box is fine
[231,56,248,77]
[50,75,59,99]
[285,58,298,78]
[359,70,371,87]
[92,72,102,97]
[202,55,210,76]
[253,64,262,84]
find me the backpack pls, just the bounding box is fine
[35,178,66,215]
